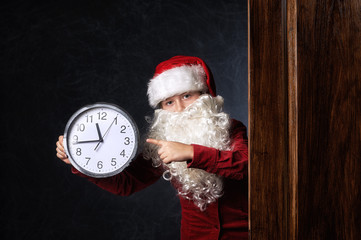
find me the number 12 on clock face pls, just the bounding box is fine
[63,103,139,178]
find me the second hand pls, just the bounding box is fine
[94,117,117,151]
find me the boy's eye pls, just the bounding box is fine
[166,101,173,105]
[183,94,191,99]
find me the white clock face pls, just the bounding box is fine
[64,103,139,178]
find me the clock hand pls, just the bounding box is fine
[95,123,103,142]
[75,123,104,145]
[73,124,104,145]
[102,117,117,139]
[94,117,117,151]
[75,139,101,144]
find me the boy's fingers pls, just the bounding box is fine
[159,152,167,160]
[56,151,67,159]
[56,141,64,151]
[58,135,64,147]
[63,159,71,164]
[146,138,163,146]
[56,147,66,156]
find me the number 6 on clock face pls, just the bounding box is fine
[63,103,139,178]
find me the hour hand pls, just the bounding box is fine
[96,123,103,142]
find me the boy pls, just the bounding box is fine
[56,56,248,239]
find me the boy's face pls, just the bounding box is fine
[160,91,201,112]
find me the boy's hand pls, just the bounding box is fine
[56,135,71,164]
[146,139,194,164]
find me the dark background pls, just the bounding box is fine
[1,0,247,239]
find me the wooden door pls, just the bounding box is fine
[249,0,361,239]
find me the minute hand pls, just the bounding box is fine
[94,117,117,150]
[76,140,101,144]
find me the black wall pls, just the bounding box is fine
[1,1,247,239]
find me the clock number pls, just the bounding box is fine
[97,161,103,169]
[77,124,85,132]
[85,157,91,165]
[86,115,93,123]
[76,148,82,156]
[111,158,117,166]
[120,125,126,133]
[124,137,130,145]
[120,150,125,157]
[73,135,78,143]
[97,112,107,120]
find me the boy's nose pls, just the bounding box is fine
[174,100,185,112]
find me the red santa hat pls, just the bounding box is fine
[147,55,217,108]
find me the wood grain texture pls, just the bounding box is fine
[297,1,361,239]
[249,0,361,239]
[249,0,288,239]
[286,0,298,239]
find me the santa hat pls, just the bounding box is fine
[147,55,216,108]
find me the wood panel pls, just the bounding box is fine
[297,1,361,239]
[249,0,361,239]
[248,0,289,239]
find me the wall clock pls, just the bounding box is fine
[63,103,139,178]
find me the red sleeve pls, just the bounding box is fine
[71,154,162,196]
[187,119,248,180]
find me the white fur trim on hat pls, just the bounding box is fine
[147,65,208,108]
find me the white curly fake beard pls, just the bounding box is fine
[143,94,231,211]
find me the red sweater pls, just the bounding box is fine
[72,119,248,239]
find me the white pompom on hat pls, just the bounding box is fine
[147,56,216,108]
